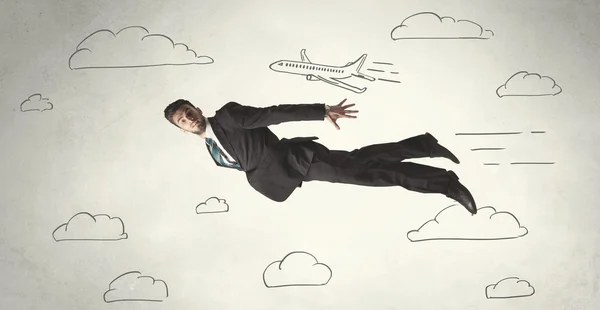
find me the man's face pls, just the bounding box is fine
[172,104,206,135]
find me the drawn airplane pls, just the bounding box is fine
[269,49,376,93]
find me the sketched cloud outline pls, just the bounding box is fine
[391,12,494,40]
[196,196,229,214]
[262,251,332,288]
[496,71,562,97]
[68,25,214,69]
[485,277,535,299]
[406,204,528,242]
[20,93,53,112]
[52,212,128,241]
[103,271,169,303]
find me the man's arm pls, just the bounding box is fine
[224,101,328,129]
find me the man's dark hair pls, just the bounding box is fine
[164,99,192,126]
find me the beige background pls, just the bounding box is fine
[1,0,599,309]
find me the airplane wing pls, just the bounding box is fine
[311,74,366,93]
[300,49,312,63]
[351,73,376,81]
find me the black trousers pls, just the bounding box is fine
[302,133,452,195]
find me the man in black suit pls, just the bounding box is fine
[163,98,478,214]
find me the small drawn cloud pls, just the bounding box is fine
[196,196,229,214]
[68,25,214,69]
[20,93,53,112]
[496,71,562,97]
[52,212,128,241]
[263,251,332,288]
[407,204,528,242]
[103,271,168,303]
[391,12,494,40]
[486,277,535,299]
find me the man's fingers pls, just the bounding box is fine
[326,116,337,128]
[326,115,333,125]
[327,115,341,130]
[344,110,359,113]
[341,103,355,109]
[330,112,357,119]
[338,112,358,118]
[331,118,340,130]
[336,98,347,106]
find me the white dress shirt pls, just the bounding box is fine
[204,119,237,164]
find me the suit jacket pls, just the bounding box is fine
[206,101,327,202]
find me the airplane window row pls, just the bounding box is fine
[283,62,343,73]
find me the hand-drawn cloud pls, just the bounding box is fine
[103,271,168,303]
[196,196,229,214]
[68,25,214,69]
[391,12,494,40]
[52,212,128,241]
[20,93,53,112]
[263,251,332,288]
[407,204,528,242]
[486,277,535,299]
[496,71,562,97]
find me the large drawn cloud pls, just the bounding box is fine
[103,271,168,303]
[263,251,332,288]
[52,212,128,241]
[496,71,562,97]
[196,196,229,214]
[20,93,53,112]
[68,26,214,69]
[407,205,528,242]
[391,12,494,40]
[485,277,535,299]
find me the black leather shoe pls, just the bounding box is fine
[425,132,460,164]
[446,171,477,215]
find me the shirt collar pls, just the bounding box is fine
[203,117,214,140]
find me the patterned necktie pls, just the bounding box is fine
[205,137,242,170]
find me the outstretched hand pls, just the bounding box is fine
[326,98,358,130]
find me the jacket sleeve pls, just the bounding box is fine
[224,101,327,129]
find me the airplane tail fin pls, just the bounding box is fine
[348,54,367,71]
[348,54,376,81]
